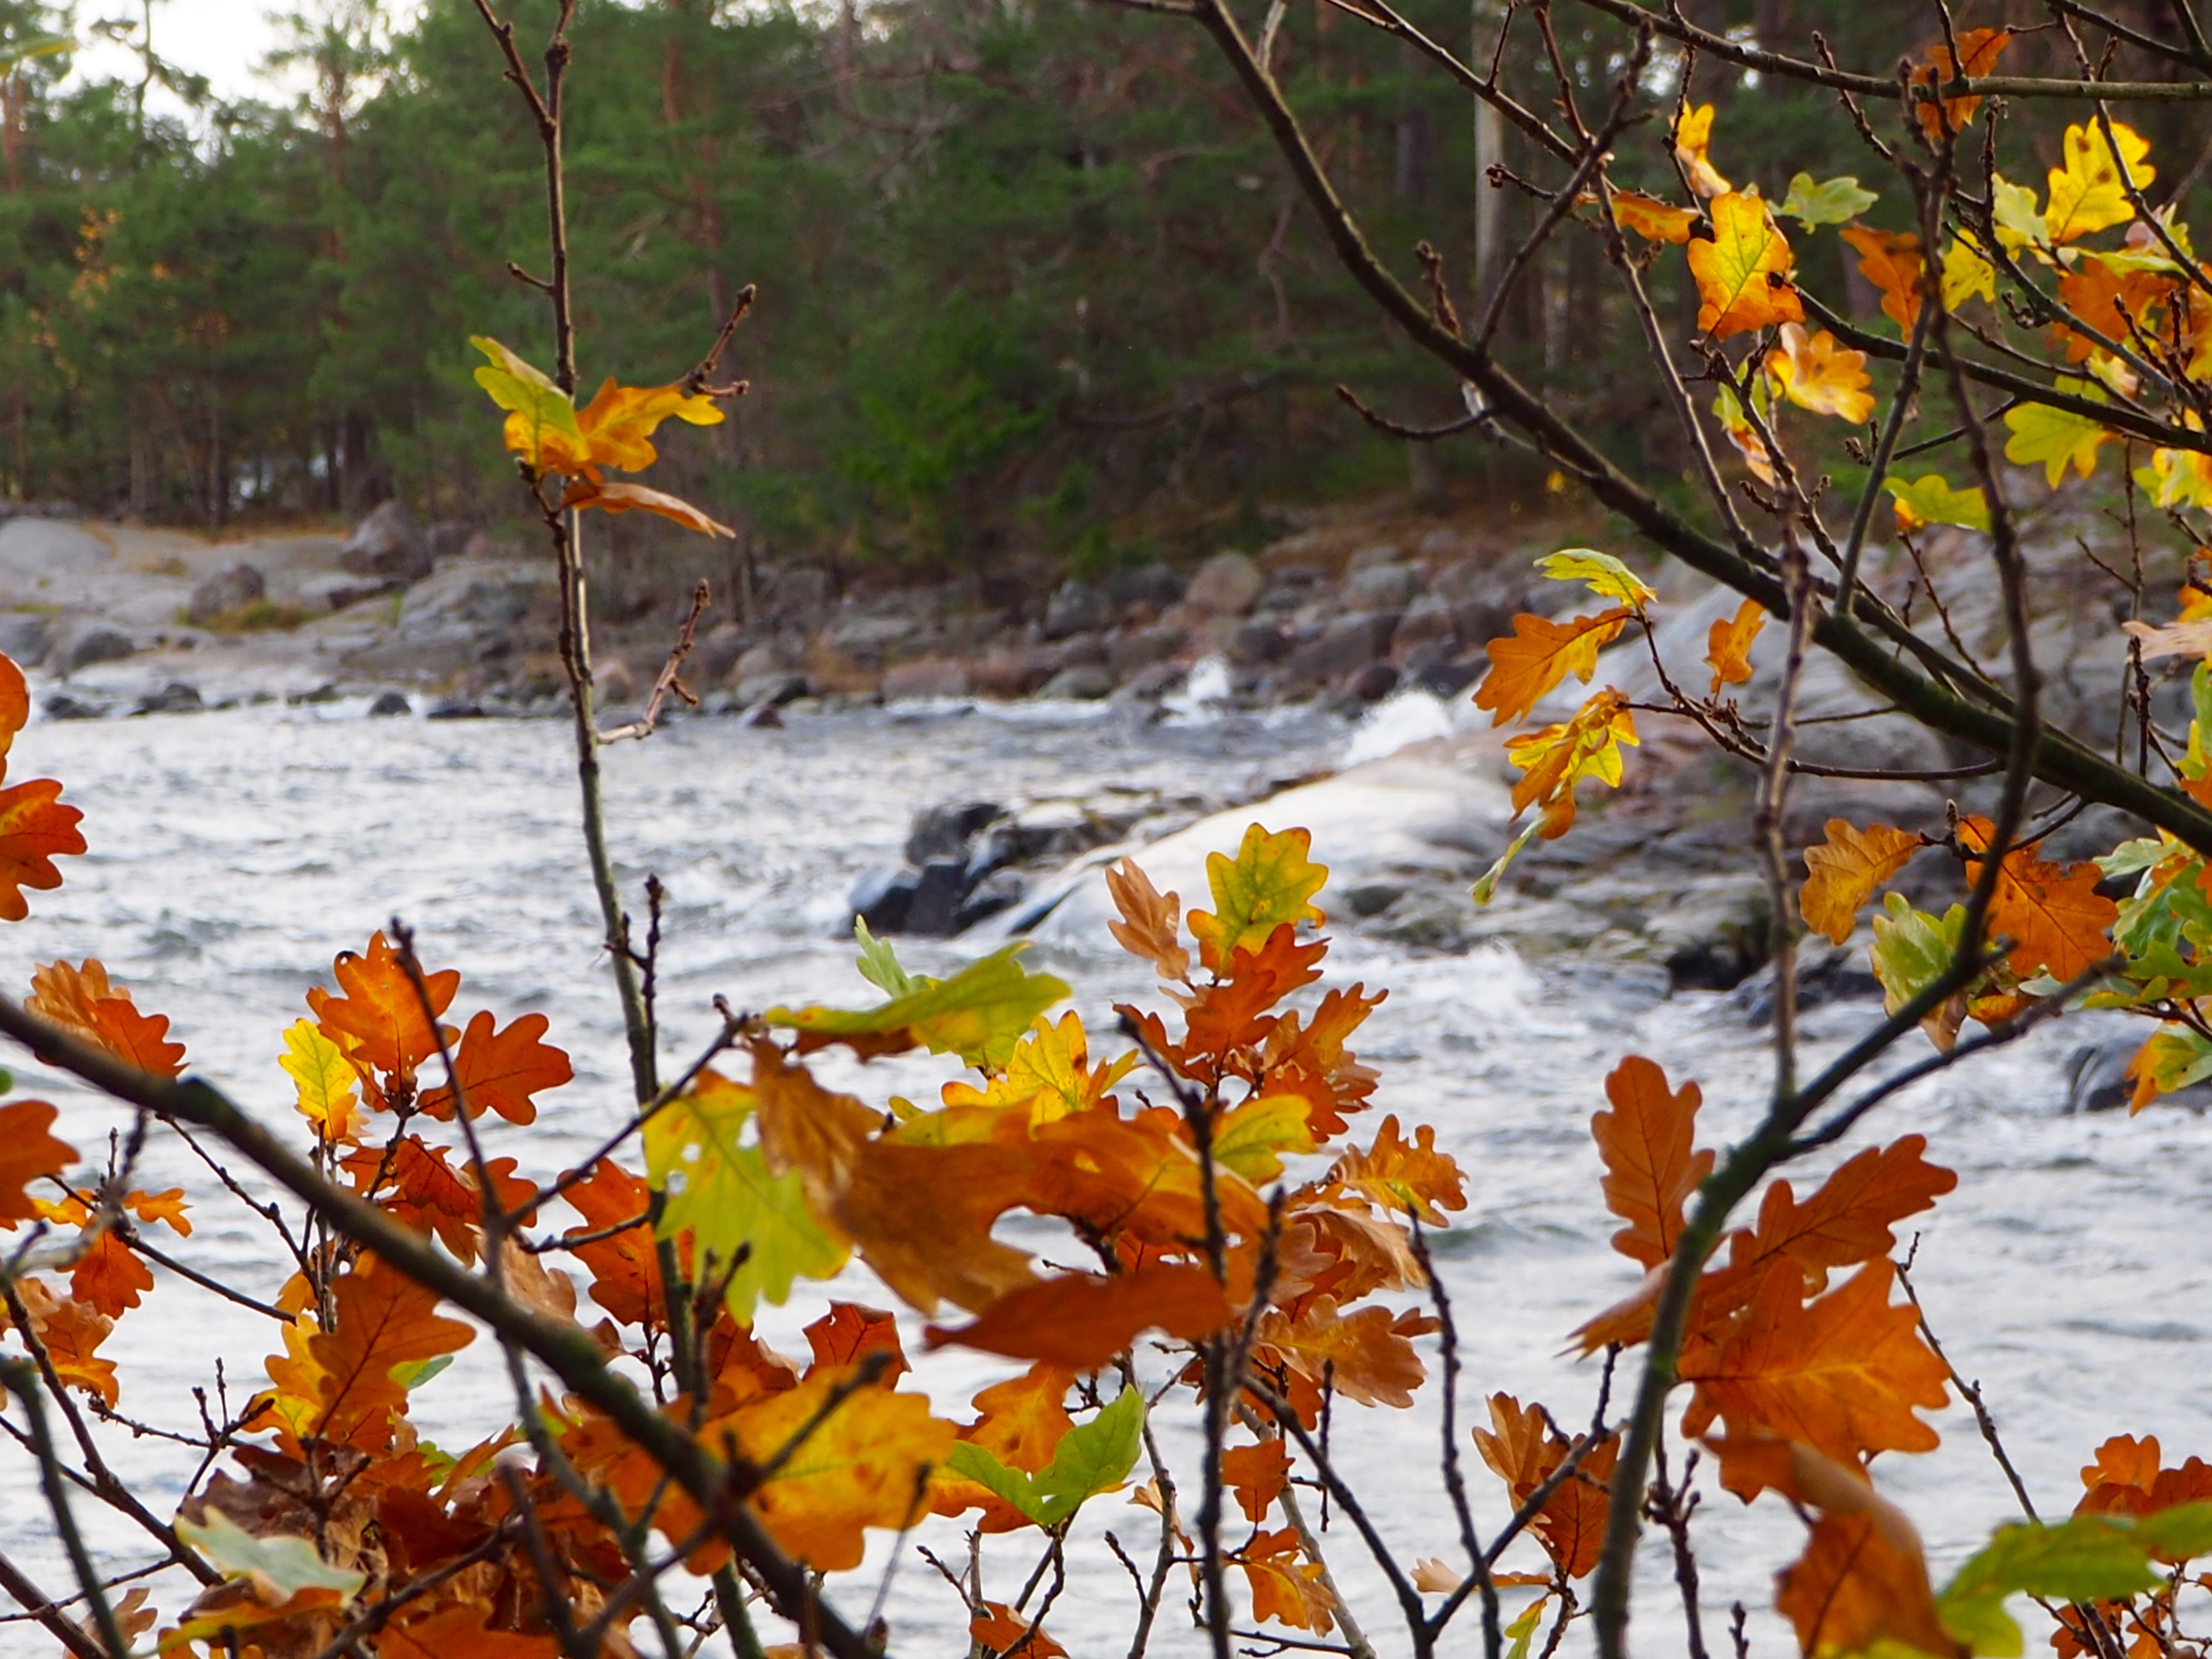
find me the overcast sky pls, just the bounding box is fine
[66,0,346,112]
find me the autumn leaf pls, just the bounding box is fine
[1801,821,1926,945]
[1714,382,1778,486]
[470,336,587,473]
[561,477,734,538]
[1779,1511,1964,1659]
[2054,252,2173,364]
[944,1385,1145,1528]
[177,1507,367,1605]
[266,1254,474,1452]
[1472,1394,1619,1577]
[1537,549,1655,611]
[24,959,181,1075]
[417,1009,572,1125]
[1869,894,1970,1051]
[0,1100,74,1224]
[1106,857,1190,981]
[558,1156,661,1327]
[1777,173,1878,228]
[126,1188,189,1235]
[1959,816,2120,981]
[0,651,25,762]
[1224,1436,1292,1523]
[1188,824,1329,971]
[1942,237,1997,310]
[2004,388,2114,487]
[1689,193,1804,339]
[1236,1528,1337,1633]
[1678,1260,1948,1465]
[1705,599,1765,696]
[1611,191,1697,244]
[970,1602,1068,1659]
[313,931,458,1083]
[1672,103,1729,199]
[804,1302,909,1383]
[279,1017,363,1143]
[766,942,1070,1069]
[71,1229,152,1318]
[932,1363,1077,1529]
[1910,26,2008,140]
[1840,225,1924,332]
[2045,120,2154,244]
[375,1606,558,1659]
[1591,1056,1711,1271]
[2122,616,2212,662]
[0,773,87,922]
[1764,324,1873,423]
[572,375,724,471]
[1505,688,1639,837]
[1212,1093,1316,1183]
[10,1280,119,1406]
[1733,1137,1958,1295]
[940,1010,1134,1125]
[1474,609,1629,726]
[2135,445,2212,512]
[1253,1298,1428,1408]
[926,1263,1231,1369]
[1885,473,1990,533]
[1326,1114,1467,1226]
[716,1363,957,1570]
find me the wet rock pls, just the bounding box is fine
[1391,595,1460,656]
[826,614,919,658]
[1185,552,1264,616]
[903,858,972,936]
[1645,875,1770,991]
[1407,651,1485,697]
[1344,563,1420,611]
[1116,661,1186,700]
[187,562,265,624]
[1039,664,1114,700]
[1228,619,1289,666]
[958,867,1026,930]
[741,700,785,728]
[907,800,1004,866]
[1285,613,1400,684]
[426,697,487,719]
[337,501,433,583]
[1108,626,1185,677]
[1349,661,1400,702]
[0,613,50,666]
[42,692,105,720]
[2063,1036,2207,1113]
[969,652,1055,698]
[850,866,915,934]
[736,671,808,709]
[132,681,203,716]
[368,689,412,717]
[1053,632,1107,669]
[1731,939,1882,1024]
[289,683,341,705]
[1344,880,1406,917]
[1043,581,1111,641]
[50,622,133,674]
[883,659,970,700]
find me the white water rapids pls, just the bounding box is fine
[3,697,2209,1658]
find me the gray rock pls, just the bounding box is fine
[689,625,746,688]
[50,622,133,674]
[368,690,412,717]
[1407,651,1485,697]
[825,614,919,655]
[1105,562,1186,609]
[907,800,1003,866]
[1053,632,1107,669]
[187,562,265,624]
[1043,581,1111,640]
[41,692,106,720]
[904,858,972,936]
[1346,543,1404,574]
[0,613,50,667]
[338,501,433,583]
[289,683,341,705]
[741,700,785,728]
[1344,880,1407,917]
[425,697,487,719]
[1107,626,1185,676]
[131,682,203,716]
[1644,875,1770,991]
[300,572,401,612]
[2064,1036,2212,1113]
[734,640,801,680]
[958,867,1026,931]
[1038,664,1115,700]
[1349,661,1400,701]
[1185,552,1264,616]
[883,659,970,700]
[424,521,476,563]
[1115,661,1186,700]
[735,672,808,709]
[1228,619,1289,665]
[850,866,915,934]
[1285,612,1401,684]
[1391,595,1460,656]
[1344,563,1420,611]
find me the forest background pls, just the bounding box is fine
[12,0,2198,584]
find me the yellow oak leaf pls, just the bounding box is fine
[1188,824,1328,971]
[1764,324,1873,423]
[1801,821,1926,945]
[1690,193,1803,339]
[1672,103,1730,199]
[2045,120,2154,245]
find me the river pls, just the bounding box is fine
[4,696,2208,1658]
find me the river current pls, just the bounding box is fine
[4,697,2209,1658]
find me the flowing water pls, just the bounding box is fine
[4,697,2210,1658]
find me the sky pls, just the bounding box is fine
[65,0,339,111]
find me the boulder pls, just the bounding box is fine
[1052,632,1107,668]
[1228,619,1289,665]
[903,858,972,936]
[735,672,808,709]
[733,639,801,681]
[850,867,916,934]
[1043,580,1111,640]
[1285,612,1401,684]
[597,657,639,702]
[132,682,204,716]
[1185,552,1264,616]
[187,562,265,624]
[906,800,1004,866]
[50,622,133,674]
[969,652,1055,698]
[1105,562,1187,609]
[1038,664,1114,700]
[1107,626,1185,677]
[42,692,105,720]
[300,572,400,613]
[0,613,50,667]
[424,521,476,564]
[337,501,433,583]
[1343,880,1407,917]
[1406,650,1484,697]
[368,690,412,717]
[689,624,746,689]
[883,659,970,700]
[1348,661,1400,701]
[1346,543,1404,574]
[426,697,487,719]
[825,614,919,657]
[958,868,1026,931]
[1344,563,1420,611]
[1116,661,1186,699]
[1390,595,1460,656]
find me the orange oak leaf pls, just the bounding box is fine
[8,1279,120,1406]
[417,1010,573,1125]
[1730,1137,1957,1297]
[1017,1103,1270,1251]
[932,1362,1077,1530]
[703,1314,801,1414]
[0,775,86,921]
[1106,858,1190,981]
[1236,1528,1337,1633]
[1765,324,1874,424]
[341,1136,529,1265]
[276,1255,475,1452]
[925,1263,1231,1369]
[1705,599,1766,697]
[0,1100,75,1224]
[1472,1393,1619,1577]
[1592,1056,1711,1271]
[1251,983,1385,1141]
[2076,1433,2212,1545]
[1802,821,1926,946]
[1841,225,1925,332]
[1224,1436,1293,1523]
[804,1302,909,1384]
[716,1364,957,1570]
[1474,609,1629,727]
[1959,817,2119,980]
[27,959,186,1077]
[1326,1115,1467,1226]
[561,478,734,538]
[0,651,25,760]
[313,932,460,1082]
[1612,190,1698,243]
[970,1602,1068,1659]
[1911,26,2009,140]
[375,1603,561,1659]
[1678,1260,1948,1465]
[127,1189,190,1235]
[71,1230,153,1318]
[2054,253,2172,364]
[1180,926,1326,1058]
[1777,1510,1963,1659]
[1689,192,1804,339]
[558,1157,661,1329]
[1252,1298,1429,1409]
